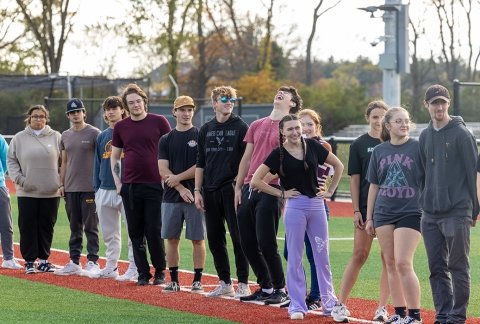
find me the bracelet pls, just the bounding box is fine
[194,188,201,192]
[280,188,285,199]
[366,219,373,222]
[353,210,360,213]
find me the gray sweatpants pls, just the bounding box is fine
[421,215,472,324]
[0,186,14,260]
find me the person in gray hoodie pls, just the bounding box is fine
[418,84,478,324]
[7,105,62,274]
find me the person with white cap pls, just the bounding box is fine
[158,95,206,293]
[418,84,478,324]
[55,98,101,277]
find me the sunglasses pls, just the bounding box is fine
[219,96,236,103]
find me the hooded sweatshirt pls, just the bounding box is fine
[7,125,61,198]
[196,114,249,191]
[418,116,478,220]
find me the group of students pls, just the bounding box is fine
[0,83,477,324]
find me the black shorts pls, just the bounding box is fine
[376,214,421,232]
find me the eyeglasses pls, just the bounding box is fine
[391,119,411,125]
[219,96,236,103]
[31,115,46,119]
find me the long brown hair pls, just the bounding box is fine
[278,114,308,176]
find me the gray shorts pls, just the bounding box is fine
[161,202,205,240]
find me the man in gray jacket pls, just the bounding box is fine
[418,84,478,324]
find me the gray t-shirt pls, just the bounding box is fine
[366,138,422,225]
[61,124,100,192]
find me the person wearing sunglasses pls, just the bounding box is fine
[195,86,251,298]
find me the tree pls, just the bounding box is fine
[15,0,77,73]
[305,0,342,85]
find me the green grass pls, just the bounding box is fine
[0,275,232,323]
[5,196,480,318]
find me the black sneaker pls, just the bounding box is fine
[264,289,289,305]
[37,262,55,273]
[240,288,272,302]
[25,262,35,274]
[306,296,321,310]
[136,273,152,286]
[152,271,165,285]
[280,301,291,308]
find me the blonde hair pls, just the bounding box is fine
[380,107,415,141]
[298,108,322,137]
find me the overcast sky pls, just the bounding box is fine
[60,0,478,77]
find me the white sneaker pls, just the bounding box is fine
[94,267,119,279]
[82,261,101,278]
[234,282,252,299]
[290,312,304,320]
[206,280,235,297]
[54,261,82,276]
[116,267,138,282]
[385,314,403,324]
[332,303,351,323]
[373,306,389,322]
[2,258,23,270]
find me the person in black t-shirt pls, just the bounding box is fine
[194,86,250,298]
[332,100,390,323]
[250,114,344,320]
[158,96,206,293]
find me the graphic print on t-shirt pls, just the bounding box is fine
[378,154,415,199]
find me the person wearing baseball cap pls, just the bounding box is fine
[158,95,207,293]
[419,84,478,324]
[55,98,101,277]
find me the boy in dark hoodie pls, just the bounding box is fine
[418,84,478,324]
[194,86,251,298]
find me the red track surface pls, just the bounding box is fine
[1,199,479,323]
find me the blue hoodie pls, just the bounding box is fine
[418,116,479,220]
[0,135,7,188]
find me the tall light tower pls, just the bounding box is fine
[360,1,409,107]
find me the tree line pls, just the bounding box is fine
[1,0,479,135]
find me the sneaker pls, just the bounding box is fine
[83,261,101,277]
[306,298,321,311]
[234,282,251,298]
[373,306,389,322]
[54,261,82,276]
[95,267,119,279]
[264,289,289,305]
[25,262,36,274]
[191,281,203,293]
[2,258,23,270]
[332,303,351,323]
[163,281,180,293]
[137,273,152,286]
[152,271,166,285]
[280,301,291,308]
[37,262,56,273]
[402,316,422,324]
[386,314,404,324]
[206,280,234,297]
[290,312,304,320]
[240,288,272,302]
[116,267,138,282]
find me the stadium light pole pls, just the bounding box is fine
[359,0,409,107]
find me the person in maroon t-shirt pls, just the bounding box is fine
[111,84,171,286]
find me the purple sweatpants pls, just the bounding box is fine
[284,195,337,315]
